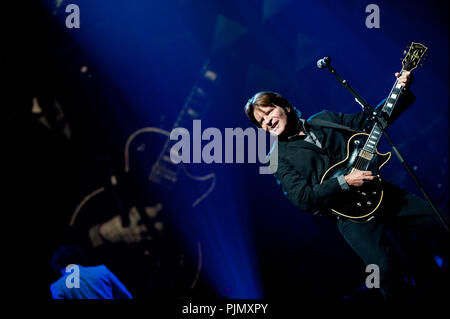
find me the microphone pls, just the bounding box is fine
[317,56,331,69]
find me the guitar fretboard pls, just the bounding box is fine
[362,71,405,154]
[381,73,404,117]
[352,71,406,171]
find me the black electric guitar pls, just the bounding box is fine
[320,42,428,222]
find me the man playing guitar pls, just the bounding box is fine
[244,68,447,301]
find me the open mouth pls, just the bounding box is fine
[271,120,279,130]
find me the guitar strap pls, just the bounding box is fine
[307,118,361,133]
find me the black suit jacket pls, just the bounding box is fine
[272,90,416,213]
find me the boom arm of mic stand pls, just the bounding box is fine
[326,64,374,114]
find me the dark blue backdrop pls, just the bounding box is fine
[15,0,449,300]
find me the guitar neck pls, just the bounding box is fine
[353,41,427,171]
[158,62,217,163]
[380,70,405,117]
[362,71,406,154]
[149,60,217,187]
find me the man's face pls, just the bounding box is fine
[253,104,290,136]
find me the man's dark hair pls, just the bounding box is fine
[50,245,88,273]
[244,91,300,127]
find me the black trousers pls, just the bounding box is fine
[336,181,448,301]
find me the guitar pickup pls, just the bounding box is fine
[149,164,178,187]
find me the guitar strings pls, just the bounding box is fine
[353,75,399,172]
[353,75,402,172]
[354,135,369,171]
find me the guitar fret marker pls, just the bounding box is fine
[391,93,397,99]
[396,83,402,89]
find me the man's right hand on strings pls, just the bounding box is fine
[344,170,375,187]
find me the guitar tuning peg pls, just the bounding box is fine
[420,64,423,68]
[403,50,407,55]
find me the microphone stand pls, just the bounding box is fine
[320,58,449,232]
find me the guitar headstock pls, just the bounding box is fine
[402,42,428,72]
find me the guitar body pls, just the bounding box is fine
[321,133,391,221]
[119,126,216,292]
[126,127,215,213]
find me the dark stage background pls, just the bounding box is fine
[4,0,449,304]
